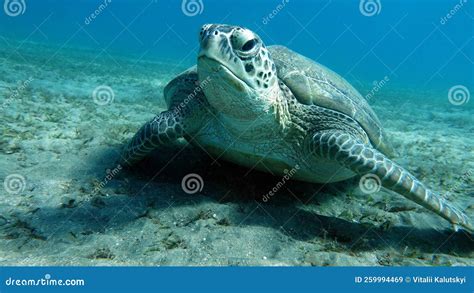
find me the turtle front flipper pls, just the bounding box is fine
[121,111,185,166]
[310,131,473,232]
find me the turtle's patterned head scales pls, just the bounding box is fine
[197,24,279,119]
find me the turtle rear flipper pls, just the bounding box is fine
[310,130,473,232]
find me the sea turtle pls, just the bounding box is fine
[122,24,472,232]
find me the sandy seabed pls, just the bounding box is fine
[0,41,473,266]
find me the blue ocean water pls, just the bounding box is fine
[1,0,472,92]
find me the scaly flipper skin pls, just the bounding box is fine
[121,66,209,166]
[310,131,473,232]
[121,111,185,166]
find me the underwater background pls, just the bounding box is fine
[0,0,473,265]
[2,0,473,88]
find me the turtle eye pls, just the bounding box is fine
[231,28,261,57]
[241,39,258,51]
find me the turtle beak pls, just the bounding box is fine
[198,24,236,52]
[198,24,216,50]
[198,24,221,60]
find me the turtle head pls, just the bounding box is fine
[197,24,279,119]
